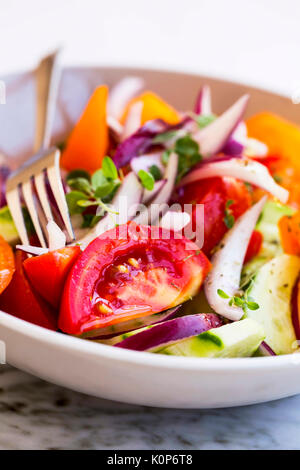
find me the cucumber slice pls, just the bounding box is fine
[0,206,19,244]
[256,200,295,244]
[245,254,300,354]
[160,319,265,358]
[0,205,34,245]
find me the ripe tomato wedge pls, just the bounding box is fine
[0,235,15,295]
[177,176,251,256]
[244,230,263,264]
[59,222,211,336]
[0,251,57,330]
[23,246,81,308]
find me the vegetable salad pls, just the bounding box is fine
[1,77,300,358]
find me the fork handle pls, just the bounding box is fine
[34,49,61,153]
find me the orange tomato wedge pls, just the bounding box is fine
[61,85,109,173]
[247,112,300,170]
[278,212,300,256]
[121,91,180,126]
[0,235,15,295]
[247,112,300,207]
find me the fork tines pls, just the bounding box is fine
[6,147,74,247]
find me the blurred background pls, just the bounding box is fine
[1,0,300,97]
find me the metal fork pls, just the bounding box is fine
[5,51,74,247]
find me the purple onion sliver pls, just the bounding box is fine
[142,179,167,205]
[193,94,249,159]
[0,166,11,208]
[113,118,189,169]
[192,153,242,173]
[222,138,244,157]
[258,341,276,356]
[194,85,211,115]
[114,313,222,352]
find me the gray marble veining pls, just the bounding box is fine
[0,364,299,450]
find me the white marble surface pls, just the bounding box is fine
[0,363,300,450]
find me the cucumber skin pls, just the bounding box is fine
[0,205,34,245]
[245,254,300,355]
[0,206,18,244]
[159,319,265,358]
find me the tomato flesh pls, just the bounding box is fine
[177,177,251,255]
[0,251,57,330]
[59,223,211,336]
[23,246,81,308]
[244,230,263,264]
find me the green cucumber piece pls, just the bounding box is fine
[245,254,300,354]
[160,319,265,358]
[241,201,295,287]
[0,206,19,244]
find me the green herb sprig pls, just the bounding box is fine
[217,288,259,313]
[66,157,120,228]
[161,134,202,182]
[138,169,155,190]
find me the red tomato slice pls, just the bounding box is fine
[244,230,263,264]
[177,177,251,256]
[0,251,57,330]
[59,222,211,336]
[23,246,81,308]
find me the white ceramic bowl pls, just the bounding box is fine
[0,66,300,408]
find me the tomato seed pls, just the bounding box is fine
[97,303,113,315]
[128,258,139,268]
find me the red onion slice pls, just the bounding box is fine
[122,101,143,140]
[16,217,67,254]
[106,115,124,142]
[224,122,268,158]
[178,158,289,204]
[193,95,249,158]
[160,211,190,232]
[114,313,222,352]
[142,179,166,204]
[244,138,268,158]
[222,128,244,156]
[107,76,144,120]
[134,152,178,225]
[0,166,10,208]
[194,85,212,115]
[16,245,49,256]
[130,152,164,175]
[113,118,189,169]
[47,220,66,251]
[292,277,300,340]
[222,139,244,156]
[204,197,267,321]
[258,341,276,356]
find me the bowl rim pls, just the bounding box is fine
[1,65,298,374]
[3,62,290,100]
[2,309,299,371]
